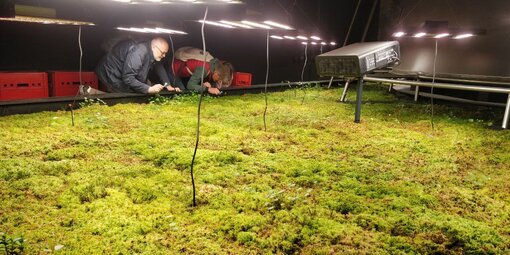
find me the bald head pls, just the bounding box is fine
[151,37,169,61]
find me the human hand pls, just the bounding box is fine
[166,86,181,92]
[208,87,221,95]
[203,82,212,88]
[148,84,164,94]
[166,86,181,93]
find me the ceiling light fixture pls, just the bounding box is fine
[392,31,406,37]
[434,33,450,38]
[454,33,474,39]
[296,36,308,40]
[156,27,187,34]
[263,20,293,30]
[284,36,296,40]
[0,15,94,26]
[310,36,321,40]
[199,20,234,28]
[414,32,426,38]
[117,26,187,34]
[270,35,284,40]
[241,20,272,29]
[219,20,253,29]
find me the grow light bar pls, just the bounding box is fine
[284,36,296,40]
[270,35,284,40]
[394,31,478,39]
[241,20,272,29]
[263,21,293,30]
[393,31,406,37]
[434,33,450,38]
[454,33,473,39]
[414,32,426,38]
[117,26,187,34]
[310,36,321,40]
[199,20,234,28]
[0,15,94,26]
[219,20,252,29]
[330,42,337,45]
[296,36,308,40]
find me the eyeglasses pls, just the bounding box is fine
[154,45,167,58]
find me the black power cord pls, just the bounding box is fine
[69,25,84,127]
[300,43,308,104]
[431,39,438,130]
[263,31,269,131]
[189,6,209,207]
[168,34,176,85]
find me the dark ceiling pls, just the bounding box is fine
[0,0,380,84]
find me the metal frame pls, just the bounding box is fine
[363,76,510,129]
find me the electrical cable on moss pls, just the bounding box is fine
[189,6,209,207]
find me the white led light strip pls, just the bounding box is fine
[117,26,187,34]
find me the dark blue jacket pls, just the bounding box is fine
[96,40,169,93]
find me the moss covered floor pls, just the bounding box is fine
[1,85,509,254]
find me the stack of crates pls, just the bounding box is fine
[0,72,49,101]
[49,71,98,97]
[0,71,99,101]
[231,72,252,87]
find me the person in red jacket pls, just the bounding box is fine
[170,47,233,95]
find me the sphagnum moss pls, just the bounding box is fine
[0,85,509,254]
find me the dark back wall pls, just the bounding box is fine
[379,0,510,77]
[0,0,380,85]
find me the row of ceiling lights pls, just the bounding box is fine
[198,20,337,45]
[270,35,336,46]
[393,31,474,39]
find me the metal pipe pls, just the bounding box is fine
[340,79,351,102]
[354,78,363,123]
[364,77,510,94]
[327,76,334,89]
[419,75,510,87]
[414,85,419,101]
[504,94,510,129]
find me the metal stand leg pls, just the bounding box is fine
[388,83,393,92]
[503,94,510,129]
[414,86,420,101]
[327,76,334,89]
[340,79,351,102]
[354,78,363,123]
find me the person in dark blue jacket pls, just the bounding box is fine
[96,37,180,94]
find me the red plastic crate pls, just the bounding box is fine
[0,72,49,101]
[49,71,98,97]
[231,72,252,87]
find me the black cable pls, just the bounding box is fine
[189,6,208,207]
[431,39,438,130]
[69,25,83,127]
[397,0,424,27]
[263,31,269,131]
[301,43,308,104]
[168,34,176,85]
[344,0,361,46]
